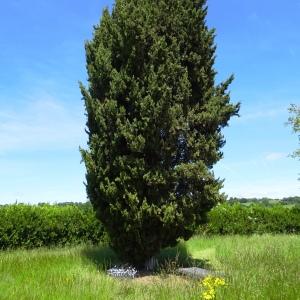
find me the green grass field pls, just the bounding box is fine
[0,235,299,300]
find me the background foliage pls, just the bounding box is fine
[0,203,104,250]
[287,104,300,159]
[1,201,299,250]
[201,203,300,235]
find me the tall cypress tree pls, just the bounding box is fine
[80,0,240,266]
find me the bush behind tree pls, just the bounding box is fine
[80,0,239,265]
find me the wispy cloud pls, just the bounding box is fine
[0,93,86,153]
[216,158,267,174]
[217,152,288,175]
[240,108,286,121]
[222,179,299,199]
[265,152,286,161]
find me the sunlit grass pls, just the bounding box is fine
[187,235,300,299]
[0,235,299,299]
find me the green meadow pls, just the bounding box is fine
[0,234,299,300]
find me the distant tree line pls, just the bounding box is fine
[227,196,300,206]
[2,197,299,208]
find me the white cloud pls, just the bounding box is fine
[0,94,86,153]
[265,152,286,161]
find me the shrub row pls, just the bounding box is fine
[201,203,300,235]
[1,202,299,250]
[0,204,104,250]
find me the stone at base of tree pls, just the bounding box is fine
[177,267,216,279]
[107,266,138,278]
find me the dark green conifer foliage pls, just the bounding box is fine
[80,0,240,265]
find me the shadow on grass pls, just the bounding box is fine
[81,245,119,270]
[81,241,212,273]
[156,241,212,272]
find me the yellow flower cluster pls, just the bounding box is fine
[201,276,226,300]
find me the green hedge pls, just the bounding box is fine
[0,204,104,250]
[1,202,299,251]
[201,203,300,235]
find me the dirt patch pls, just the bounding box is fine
[133,274,193,286]
[133,275,160,285]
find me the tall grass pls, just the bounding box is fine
[0,235,299,299]
[187,235,300,299]
[0,245,200,300]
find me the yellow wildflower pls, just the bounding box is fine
[201,275,226,300]
[214,277,225,286]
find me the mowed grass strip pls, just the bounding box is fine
[0,235,299,300]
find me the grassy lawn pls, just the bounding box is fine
[0,235,299,300]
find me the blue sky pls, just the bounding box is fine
[0,0,299,204]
